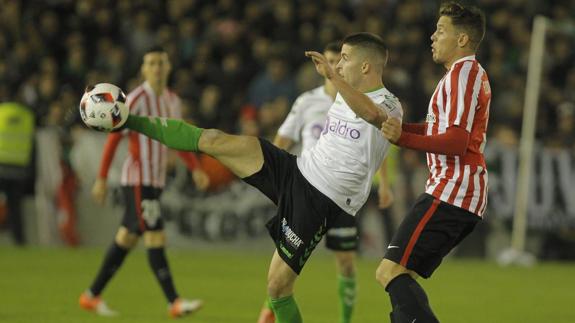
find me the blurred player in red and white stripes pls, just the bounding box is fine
[79,46,209,318]
[378,2,491,322]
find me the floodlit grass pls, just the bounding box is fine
[0,246,573,323]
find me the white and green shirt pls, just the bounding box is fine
[297,87,402,215]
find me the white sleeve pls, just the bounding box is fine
[378,96,403,120]
[277,97,305,142]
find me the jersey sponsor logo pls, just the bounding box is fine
[322,116,361,140]
[426,113,436,124]
[281,218,303,249]
[311,123,324,139]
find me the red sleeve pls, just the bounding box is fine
[397,126,469,156]
[402,123,426,135]
[98,132,123,179]
[177,151,201,171]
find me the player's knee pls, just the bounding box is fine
[267,275,293,299]
[115,228,139,249]
[375,259,396,288]
[143,230,166,248]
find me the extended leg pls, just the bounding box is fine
[126,116,263,178]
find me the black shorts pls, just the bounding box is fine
[324,211,358,251]
[121,186,164,234]
[384,193,480,278]
[243,138,351,274]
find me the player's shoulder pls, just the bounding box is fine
[165,88,182,104]
[449,56,482,76]
[292,86,330,110]
[378,88,402,117]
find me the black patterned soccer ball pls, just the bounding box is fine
[79,83,128,132]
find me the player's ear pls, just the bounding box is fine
[457,32,470,48]
[361,61,370,74]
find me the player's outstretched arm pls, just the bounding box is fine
[126,115,203,152]
[382,118,469,156]
[305,51,387,127]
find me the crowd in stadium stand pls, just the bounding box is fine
[0,0,574,251]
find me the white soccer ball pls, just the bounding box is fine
[79,83,128,131]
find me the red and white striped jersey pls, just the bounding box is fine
[98,82,185,188]
[424,55,491,217]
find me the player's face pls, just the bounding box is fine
[141,52,171,85]
[430,16,459,65]
[336,44,362,88]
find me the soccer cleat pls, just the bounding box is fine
[78,291,118,316]
[257,307,276,323]
[169,298,203,318]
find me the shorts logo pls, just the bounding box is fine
[298,224,326,267]
[426,113,436,124]
[282,218,303,249]
[322,116,361,140]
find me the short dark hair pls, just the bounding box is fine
[439,2,486,50]
[324,41,342,53]
[342,32,389,67]
[144,45,167,56]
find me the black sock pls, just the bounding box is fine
[385,274,439,323]
[90,242,129,296]
[147,247,178,303]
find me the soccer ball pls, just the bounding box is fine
[79,83,128,131]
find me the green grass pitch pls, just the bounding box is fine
[0,246,573,323]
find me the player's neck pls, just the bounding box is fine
[357,78,384,93]
[445,50,476,69]
[148,82,167,95]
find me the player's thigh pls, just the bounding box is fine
[121,186,164,235]
[325,211,358,252]
[384,194,479,278]
[198,129,263,178]
[243,138,299,205]
[265,169,335,275]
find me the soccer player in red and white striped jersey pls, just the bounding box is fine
[79,46,208,318]
[378,2,490,322]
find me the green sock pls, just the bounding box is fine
[126,115,203,152]
[269,296,302,323]
[338,275,356,323]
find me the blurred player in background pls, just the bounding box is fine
[257,41,394,323]
[378,2,490,322]
[114,32,402,323]
[79,46,210,318]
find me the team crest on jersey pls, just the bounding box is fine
[426,113,436,123]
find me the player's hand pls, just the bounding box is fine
[305,51,335,79]
[91,178,108,205]
[381,117,402,143]
[378,184,394,209]
[192,169,210,192]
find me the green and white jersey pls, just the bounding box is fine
[277,86,333,155]
[297,87,402,216]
